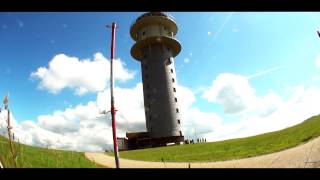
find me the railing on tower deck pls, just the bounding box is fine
[130,12,176,32]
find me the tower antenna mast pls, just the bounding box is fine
[106,22,120,168]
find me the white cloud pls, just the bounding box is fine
[2,24,7,29]
[96,83,146,134]
[207,31,211,35]
[0,100,114,151]
[30,52,135,96]
[0,81,222,152]
[1,77,320,151]
[189,53,193,56]
[4,63,320,153]
[203,73,257,114]
[315,54,320,68]
[175,84,222,139]
[183,58,190,64]
[182,108,222,140]
[206,85,320,141]
[202,72,320,142]
[0,82,145,152]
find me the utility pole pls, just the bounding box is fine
[106,22,120,168]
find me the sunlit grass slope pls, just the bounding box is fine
[115,114,320,162]
[0,135,105,168]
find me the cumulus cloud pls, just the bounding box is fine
[0,104,113,152]
[175,84,222,139]
[183,58,190,64]
[201,72,320,141]
[0,82,145,152]
[3,62,320,152]
[202,73,256,114]
[205,86,320,141]
[30,52,135,95]
[96,83,146,135]
[0,81,222,152]
[1,78,320,151]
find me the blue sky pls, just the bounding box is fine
[1,12,320,151]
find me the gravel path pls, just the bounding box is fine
[85,136,320,168]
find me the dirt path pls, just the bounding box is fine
[85,136,320,168]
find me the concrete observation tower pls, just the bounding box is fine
[127,12,184,148]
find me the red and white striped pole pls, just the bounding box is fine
[107,22,120,168]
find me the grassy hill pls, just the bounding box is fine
[0,135,105,168]
[114,114,320,162]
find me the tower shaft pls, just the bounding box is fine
[130,12,184,146]
[141,43,181,138]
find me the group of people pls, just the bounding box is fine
[184,138,206,144]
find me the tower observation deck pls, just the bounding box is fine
[130,12,184,146]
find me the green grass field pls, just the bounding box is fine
[113,114,320,162]
[0,135,105,168]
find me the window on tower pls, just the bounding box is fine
[171,69,173,73]
[176,108,179,113]
[165,58,173,65]
[173,88,176,92]
[175,97,178,102]
[172,78,175,83]
[177,119,180,124]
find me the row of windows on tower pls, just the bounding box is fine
[145,76,175,83]
[143,47,171,59]
[146,93,178,102]
[149,115,181,125]
[144,64,174,73]
[144,64,175,86]
[144,60,180,126]
[141,26,168,36]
